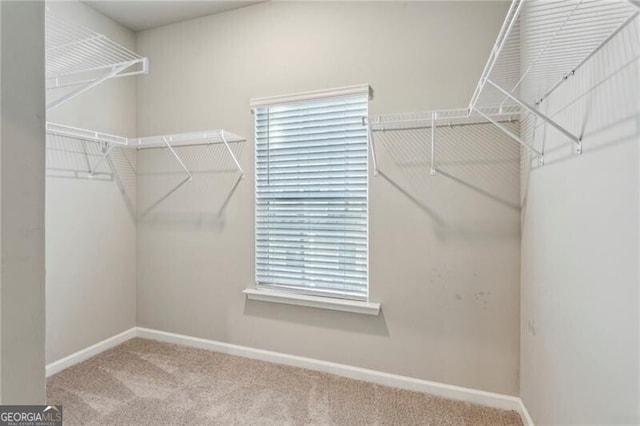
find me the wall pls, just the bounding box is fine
[0,0,46,403]
[520,12,640,425]
[136,1,521,395]
[45,1,137,364]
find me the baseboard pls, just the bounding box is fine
[136,327,523,414]
[46,327,137,377]
[517,398,535,426]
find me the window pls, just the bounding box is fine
[252,86,370,301]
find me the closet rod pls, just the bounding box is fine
[369,119,518,132]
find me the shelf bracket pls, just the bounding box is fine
[47,60,141,112]
[47,58,148,90]
[89,142,115,178]
[365,118,379,176]
[162,136,193,182]
[218,130,244,178]
[472,106,544,165]
[485,79,582,154]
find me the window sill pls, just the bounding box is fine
[242,288,381,316]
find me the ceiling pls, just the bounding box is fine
[83,1,263,32]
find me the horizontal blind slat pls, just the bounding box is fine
[255,159,366,169]
[257,268,367,284]
[257,261,367,274]
[256,113,366,129]
[257,249,367,259]
[257,241,368,250]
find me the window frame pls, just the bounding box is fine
[251,84,373,303]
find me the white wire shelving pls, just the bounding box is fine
[46,122,129,146]
[45,8,244,214]
[363,106,520,176]
[45,122,246,180]
[46,122,130,177]
[468,0,640,163]
[46,9,148,112]
[130,130,245,181]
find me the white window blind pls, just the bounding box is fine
[254,91,369,301]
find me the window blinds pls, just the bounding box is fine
[254,92,369,301]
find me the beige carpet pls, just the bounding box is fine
[47,338,523,425]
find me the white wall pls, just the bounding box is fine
[45,1,137,364]
[520,13,640,425]
[0,0,46,403]
[135,1,521,395]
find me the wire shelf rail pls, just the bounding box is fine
[46,9,149,112]
[468,0,639,159]
[132,130,246,180]
[45,122,246,179]
[364,106,521,175]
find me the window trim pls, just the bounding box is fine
[243,288,380,315]
[249,84,373,109]
[251,85,374,303]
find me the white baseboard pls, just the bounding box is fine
[136,327,523,414]
[517,398,535,426]
[46,327,137,377]
[46,326,533,425]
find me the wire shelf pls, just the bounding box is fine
[46,9,148,111]
[363,0,638,176]
[130,130,246,149]
[469,0,639,110]
[46,122,129,146]
[465,0,639,161]
[363,106,521,176]
[364,106,520,132]
[45,122,246,179]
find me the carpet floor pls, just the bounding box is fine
[47,338,523,425]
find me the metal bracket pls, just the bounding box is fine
[46,58,148,90]
[472,106,544,165]
[218,130,244,178]
[366,120,379,177]
[88,142,115,177]
[47,60,142,112]
[162,136,193,182]
[486,79,582,155]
